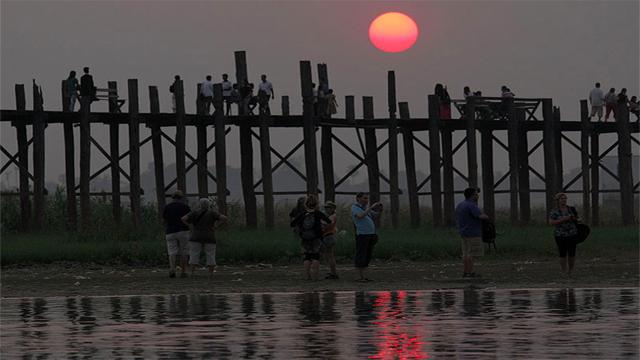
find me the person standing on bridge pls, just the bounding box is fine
[628,96,639,121]
[169,75,180,113]
[455,188,489,278]
[604,87,617,121]
[434,83,452,119]
[258,74,274,115]
[221,74,233,116]
[200,75,215,115]
[588,82,605,121]
[325,89,338,117]
[80,67,97,106]
[351,192,382,282]
[65,71,79,112]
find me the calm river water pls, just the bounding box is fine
[1,288,637,359]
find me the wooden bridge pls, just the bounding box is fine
[1,51,638,232]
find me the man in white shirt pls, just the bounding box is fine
[221,74,233,116]
[200,75,214,114]
[589,82,605,121]
[258,74,274,115]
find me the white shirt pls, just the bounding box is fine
[201,80,214,97]
[221,80,232,97]
[589,88,604,106]
[258,81,273,94]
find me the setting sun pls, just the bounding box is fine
[369,12,419,53]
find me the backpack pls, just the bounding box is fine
[299,212,318,241]
[482,220,496,243]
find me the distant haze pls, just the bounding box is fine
[1,1,638,201]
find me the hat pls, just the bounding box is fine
[324,201,336,208]
[172,190,184,199]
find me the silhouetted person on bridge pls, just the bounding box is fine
[200,75,214,115]
[629,96,639,121]
[65,71,79,112]
[434,83,451,119]
[221,74,233,116]
[325,89,338,116]
[604,87,617,121]
[258,74,274,115]
[588,82,604,121]
[80,67,97,106]
[169,75,180,113]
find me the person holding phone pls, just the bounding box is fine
[351,193,382,282]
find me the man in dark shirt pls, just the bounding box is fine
[455,188,489,278]
[162,190,191,278]
[79,66,97,104]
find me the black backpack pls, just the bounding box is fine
[299,212,317,241]
[482,220,496,243]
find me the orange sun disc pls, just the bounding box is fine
[369,12,419,53]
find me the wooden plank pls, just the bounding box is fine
[387,71,400,228]
[148,85,165,217]
[506,97,519,223]
[465,97,478,187]
[63,80,77,231]
[591,131,600,226]
[79,89,92,231]
[214,85,227,214]
[441,127,454,226]
[281,96,289,116]
[427,94,442,226]
[319,64,335,202]
[516,108,530,223]
[14,84,30,230]
[480,127,495,219]
[542,99,558,221]
[196,120,208,198]
[363,96,380,207]
[174,79,187,195]
[300,60,319,195]
[399,102,420,228]
[617,101,635,224]
[128,79,141,226]
[579,99,591,224]
[108,81,121,224]
[32,81,45,229]
[236,50,257,227]
[553,107,564,190]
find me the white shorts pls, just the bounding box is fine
[166,231,190,256]
[189,242,217,266]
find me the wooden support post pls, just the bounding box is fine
[14,84,30,230]
[214,84,227,214]
[387,71,400,228]
[480,127,495,220]
[300,60,319,196]
[579,100,591,224]
[427,95,443,226]
[108,81,121,224]
[62,80,77,231]
[553,107,564,191]
[281,96,290,116]
[128,79,141,226]
[236,51,257,227]
[363,96,380,206]
[516,108,530,223]
[617,102,635,224]
[32,81,45,229]
[399,102,420,228]
[542,99,557,221]
[259,110,275,228]
[79,89,92,231]
[464,97,478,187]
[149,85,165,216]
[319,64,335,202]
[196,103,208,199]
[174,79,187,194]
[441,127,454,226]
[591,131,600,226]
[506,97,519,223]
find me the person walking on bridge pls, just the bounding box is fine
[588,82,605,121]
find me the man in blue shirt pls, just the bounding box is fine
[455,188,489,278]
[351,192,382,282]
[162,190,191,278]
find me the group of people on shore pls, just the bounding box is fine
[161,185,585,281]
[588,82,638,122]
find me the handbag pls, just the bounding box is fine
[569,206,590,244]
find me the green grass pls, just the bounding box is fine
[2,225,637,266]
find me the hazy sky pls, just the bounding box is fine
[1,0,638,197]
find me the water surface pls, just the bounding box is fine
[1,288,637,359]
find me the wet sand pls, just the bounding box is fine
[2,257,638,298]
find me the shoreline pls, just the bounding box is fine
[2,257,637,299]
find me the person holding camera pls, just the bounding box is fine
[351,192,382,282]
[549,193,579,276]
